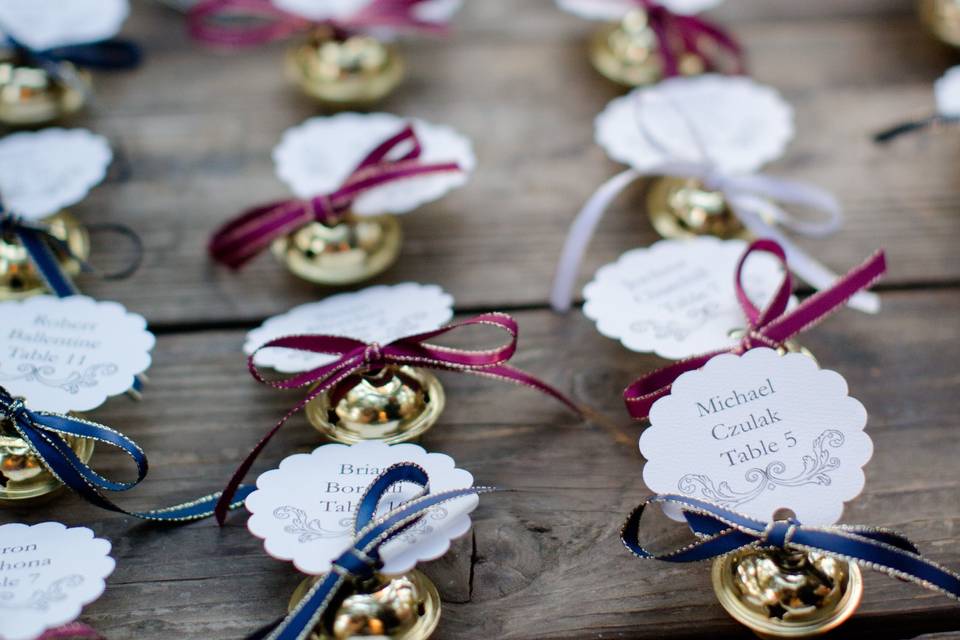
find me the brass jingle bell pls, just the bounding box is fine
[0,51,89,127]
[0,411,95,504]
[305,365,445,445]
[646,176,748,240]
[589,9,705,88]
[0,210,90,300]
[712,546,863,638]
[286,27,405,109]
[288,570,441,640]
[920,0,960,47]
[270,214,402,286]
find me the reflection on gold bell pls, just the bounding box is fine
[305,365,445,444]
[712,545,863,638]
[0,52,88,126]
[0,411,95,504]
[289,571,440,640]
[271,214,402,286]
[589,9,705,87]
[0,210,90,300]
[920,0,960,47]
[287,27,405,109]
[646,177,747,240]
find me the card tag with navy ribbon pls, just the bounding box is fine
[640,348,873,525]
[0,295,154,412]
[245,441,478,576]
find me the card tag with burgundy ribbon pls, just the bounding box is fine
[208,113,474,270]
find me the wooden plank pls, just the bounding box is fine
[4,290,957,638]
[56,1,959,324]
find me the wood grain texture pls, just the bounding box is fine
[58,0,960,324]
[4,1,960,638]
[5,292,958,639]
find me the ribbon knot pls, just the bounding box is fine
[330,547,379,579]
[214,312,581,524]
[208,124,462,270]
[762,519,799,548]
[623,238,886,421]
[362,342,385,368]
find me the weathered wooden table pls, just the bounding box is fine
[7,0,960,637]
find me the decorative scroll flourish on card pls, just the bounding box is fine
[678,429,843,509]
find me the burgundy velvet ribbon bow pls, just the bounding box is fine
[634,0,744,77]
[623,239,886,421]
[214,312,581,523]
[208,124,461,269]
[188,0,447,46]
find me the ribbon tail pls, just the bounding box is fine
[38,622,104,640]
[730,198,880,314]
[551,168,640,312]
[476,364,582,416]
[43,39,143,70]
[14,227,80,297]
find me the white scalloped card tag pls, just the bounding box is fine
[0,522,115,640]
[273,113,475,216]
[640,348,872,525]
[935,66,960,116]
[595,75,793,175]
[556,0,723,20]
[0,296,154,413]
[246,441,478,576]
[273,0,462,25]
[584,238,794,360]
[0,129,113,221]
[245,283,454,373]
[0,0,128,55]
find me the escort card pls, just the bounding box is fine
[0,128,112,220]
[583,238,792,360]
[246,441,477,576]
[640,348,872,525]
[0,296,155,412]
[273,113,475,216]
[0,522,114,640]
[0,0,128,52]
[246,283,454,373]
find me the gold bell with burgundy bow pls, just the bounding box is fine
[209,113,474,286]
[554,0,743,88]
[188,0,463,109]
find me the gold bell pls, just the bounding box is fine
[712,546,863,638]
[0,210,89,300]
[305,365,445,444]
[289,571,440,640]
[589,9,705,88]
[0,50,88,127]
[0,410,95,504]
[646,176,747,240]
[920,0,960,47]
[287,27,405,109]
[271,213,402,286]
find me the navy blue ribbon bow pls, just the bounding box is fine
[0,386,252,521]
[249,463,492,640]
[6,35,142,72]
[622,494,960,601]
